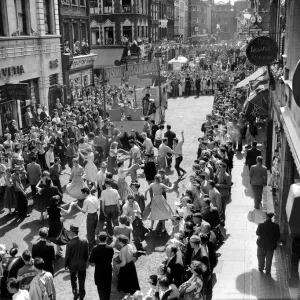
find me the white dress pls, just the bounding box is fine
[84,152,98,182]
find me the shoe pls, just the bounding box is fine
[258,268,264,273]
[73,291,79,300]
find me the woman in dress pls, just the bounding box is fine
[47,195,73,256]
[179,260,204,300]
[66,157,86,200]
[80,147,97,188]
[145,174,174,233]
[107,141,118,175]
[3,168,16,215]
[117,234,140,295]
[117,161,135,202]
[36,171,52,220]
[78,137,90,167]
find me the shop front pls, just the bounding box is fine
[62,53,97,104]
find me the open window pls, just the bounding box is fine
[104,27,114,45]
[122,0,131,13]
[15,0,30,36]
[103,0,112,13]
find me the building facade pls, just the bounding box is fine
[268,0,300,285]
[59,0,97,106]
[0,0,62,133]
[174,0,185,39]
[234,0,250,39]
[212,1,235,40]
[190,0,212,42]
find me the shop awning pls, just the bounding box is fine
[243,86,269,120]
[280,106,300,175]
[234,67,267,89]
[93,48,124,69]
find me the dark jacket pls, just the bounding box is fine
[164,130,176,148]
[32,240,55,274]
[65,236,89,272]
[256,220,280,250]
[40,185,62,204]
[201,207,221,228]
[227,148,234,169]
[143,161,157,181]
[89,243,114,284]
[164,255,183,287]
[246,147,261,168]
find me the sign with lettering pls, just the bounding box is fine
[104,62,158,80]
[0,65,24,78]
[5,83,29,100]
[246,36,277,66]
[50,59,59,69]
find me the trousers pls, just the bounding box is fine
[252,185,263,208]
[257,247,274,273]
[97,283,111,300]
[70,270,86,299]
[87,212,98,249]
[174,156,185,176]
[104,205,119,236]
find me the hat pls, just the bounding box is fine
[98,231,108,238]
[70,225,79,233]
[266,212,274,218]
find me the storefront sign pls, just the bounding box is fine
[50,59,59,69]
[104,62,158,80]
[0,65,24,78]
[246,36,277,66]
[5,83,29,100]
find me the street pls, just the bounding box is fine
[0,95,213,300]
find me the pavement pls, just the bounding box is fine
[0,95,292,300]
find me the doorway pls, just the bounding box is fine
[123,26,132,42]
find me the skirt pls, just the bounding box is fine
[48,219,70,246]
[148,194,173,221]
[117,261,140,294]
[107,156,117,175]
[117,178,133,201]
[3,186,16,210]
[35,194,51,213]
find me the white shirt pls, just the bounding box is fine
[96,169,106,188]
[45,150,54,169]
[13,289,30,300]
[82,195,99,214]
[174,141,183,158]
[155,129,163,141]
[100,187,120,206]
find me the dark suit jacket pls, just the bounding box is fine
[89,244,114,284]
[256,220,280,250]
[165,255,183,287]
[40,111,48,122]
[201,207,221,228]
[27,162,42,185]
[65,237,89,272]
[246,147,262,168]
[227,148,234,169]
[32,240,55,274]
[54,138,66,156]
[40,186,62,203]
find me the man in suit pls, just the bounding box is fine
[249,156,268,209]
[24,107,34,128]
[164,125,176,168]
[26,155,41,198]
[200,198,221,229]
[89,232,114,300]
[246,141,261,170]
[65,225,89,300]
[40,106,49,122]
[54,131,66,170]
[164,246,183,287]
[227,141,234,175]
[256,212,280,275]
[31,227,55,274]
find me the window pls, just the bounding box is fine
[15,0,29,35]
[91,30,100,45]
[49,74,58,86]
[200,7,205,12]
[80,0,86,5]
[122,0,131,13]
[104,27,114,45]
[201,19,205,24]
[103,0,112,13]
[0,1,5,36]
[43,0,52,34]
[71,0,77,5]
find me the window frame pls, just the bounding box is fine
[43,0,54,35]
[0,0,8,36]
[103,0,113,14]
[14,0,31,36]
[80,0,86,6]
[71,0,78,6]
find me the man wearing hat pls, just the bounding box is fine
[65,225,89,300]
[89,232,114,300]
[256,213,280,275]
[246,141,261,170]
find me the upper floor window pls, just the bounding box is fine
[104,0,112,13]
[43,0,52,34]
[122,0,131,13]
[72,0,77,5]
[0,1,5,36]
[15,0,30,36]
[61,0,70,4]
[80,0,86,6]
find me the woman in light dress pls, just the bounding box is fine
[80,147,97,187]
[178,82,182,97]
[66,157,86,200]
[107,141,118,175]
[145,174,174,233]
[117,161,135,202]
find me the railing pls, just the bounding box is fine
[0,44,62,59]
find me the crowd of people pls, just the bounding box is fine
[0,43,266,300]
